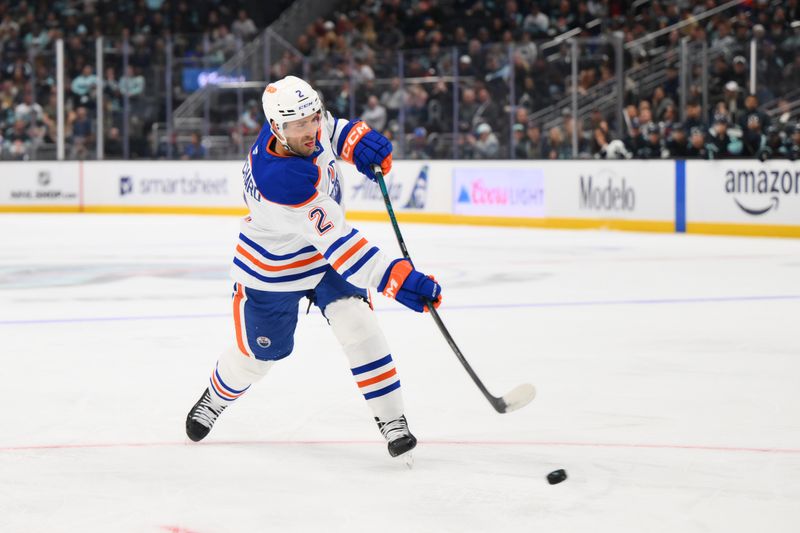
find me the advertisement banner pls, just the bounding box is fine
[452,167,545,217]
[541,160,674,221]
[82,161,244,207]
[686,160,800,225]
[0,162,79,207]
[340,161,450,213]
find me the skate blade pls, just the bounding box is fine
[401,450,414,469]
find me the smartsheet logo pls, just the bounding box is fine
[119,176,133,196]
[118,174,228,197]
[725,168,800,216]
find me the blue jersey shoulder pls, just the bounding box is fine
[249,124,320,207]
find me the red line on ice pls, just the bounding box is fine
[1,439,798,455]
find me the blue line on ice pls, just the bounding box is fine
[1,294,798,326]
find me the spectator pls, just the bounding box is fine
[523,3,549,36]
[406,127,433,159]
[637,123,666,159]
[4,118,31,160]
[524,123,544,159]
[651,86,675,121]
[70,106,92,141]
[470,123,500,159]
[70,65,97,108]
[182,132,206,160]
[362,95,387,132]
[119,66,145,100]
[730,55,748,88]
[231,9,257,41]
[14,91,43,126]
[105,127,123,159]
[405,84,429,131]
[472,87,501,132]
[786,125,800,161]
[665,124,689,158]
[210,24,237,61]
[684,101,705,131]
[458,88,479,133]
[736,93,768,130]
[380,77,405,122]
[711,20,737,54]
[623,119,645,155]
[426,81,451,134]
[512,123,527,158]
[759,125,788,160]
[240,100,262,136]
[592,126,611,158]
[721,81,743,122]
[706,116,742,159]
[686,127,710,159]
[741,114,765,157]
[544,126,571,159]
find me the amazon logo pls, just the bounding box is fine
[725,169,800,216]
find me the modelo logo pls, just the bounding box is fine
[724,168,800,216]
[579,171,635,211]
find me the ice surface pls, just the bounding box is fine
[1,214,799,532]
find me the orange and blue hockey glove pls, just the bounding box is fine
[338,119,392,181]
[378,259,442,313]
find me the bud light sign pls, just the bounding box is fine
[453,168,545,217]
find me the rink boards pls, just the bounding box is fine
[1,159,798,238]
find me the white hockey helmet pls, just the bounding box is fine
[262,76,323,140]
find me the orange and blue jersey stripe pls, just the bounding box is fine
[323,228,379,281]
[350,354,401,400]
[234,233,328,284]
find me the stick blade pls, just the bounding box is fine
[496,383,536,413]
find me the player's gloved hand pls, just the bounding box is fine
[339,119,392,181]
[378,259,442,313]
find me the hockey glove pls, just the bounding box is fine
[378,259,442,313]
[338,119,392,181]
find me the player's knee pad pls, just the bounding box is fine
[218,345,275,385]
[326,297,388,354]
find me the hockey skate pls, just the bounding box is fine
[376,415,417,466]
[185,388,226,442]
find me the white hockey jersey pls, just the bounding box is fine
[231,113,393,292]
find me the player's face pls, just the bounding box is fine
[283,112,321,156]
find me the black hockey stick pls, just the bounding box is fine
[372,166,536,413]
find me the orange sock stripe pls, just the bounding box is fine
[236,244,323,272]
[332,237,368,271]
[357,368,397,388]
[232,284,251,357]
[211,372,240,399]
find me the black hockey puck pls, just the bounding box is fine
[547,469,567,485]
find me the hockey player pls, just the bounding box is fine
[185,76,442,459]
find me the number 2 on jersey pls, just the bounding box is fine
[309,207,333,235]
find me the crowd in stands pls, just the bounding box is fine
[1,0,799,160]
[0,0,260,159]
[291,0,800,160]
